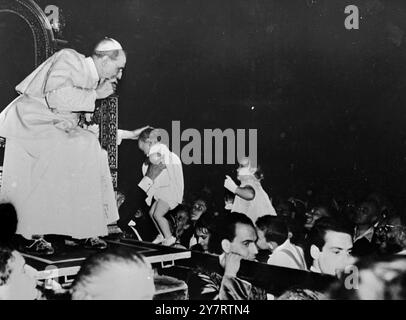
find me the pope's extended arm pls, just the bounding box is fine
[117,126,151,145]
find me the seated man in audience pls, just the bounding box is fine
[188,212,267,300]
[351,200,380,257]
[70,249,155,300]
[256,216,307,270]
[304,204,333,231]
[305,218,354,276]
[0,246,40,300]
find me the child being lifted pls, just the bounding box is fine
[137,128,184,246]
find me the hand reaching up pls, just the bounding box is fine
[224,175,238,193]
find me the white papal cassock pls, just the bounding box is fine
[0,48,119,239]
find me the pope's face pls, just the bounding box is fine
[101,51,126,82]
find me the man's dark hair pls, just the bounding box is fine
[304,217,353,267]
[0,203,18,246]
[138,127,164,144]
[308,217,353,250]
[138,127,154,142]
[208,212,255,254]
[71,248,149,299]
[255,215,288,246]
[194,211,216,235]
[0,246,13,286]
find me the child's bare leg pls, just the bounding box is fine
[149,201,163,239]
[152,200,172,239]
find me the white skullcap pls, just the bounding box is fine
[95,37,123,52]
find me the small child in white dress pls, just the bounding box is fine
[137,128,184,246]
[224,157,276,223]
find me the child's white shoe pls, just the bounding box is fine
[162,236,176,246]
[152,234,164,244]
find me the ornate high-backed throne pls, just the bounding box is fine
[0,0,118,189]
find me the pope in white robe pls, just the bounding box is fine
[0,43,123,240]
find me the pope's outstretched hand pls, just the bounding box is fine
[117,125,151,145]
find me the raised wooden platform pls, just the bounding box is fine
[23,239,191,281]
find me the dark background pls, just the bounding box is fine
[2,0,406,212]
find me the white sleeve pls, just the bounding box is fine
[267,251,297,269]
[138,176,153,193]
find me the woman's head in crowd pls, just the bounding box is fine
[190,198,208,222]
[304,205,333,230]
[193,212,216,252]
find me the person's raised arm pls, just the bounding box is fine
[117,126,151,145]
[224,175,255,201]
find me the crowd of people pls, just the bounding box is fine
[2,185,406,300]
